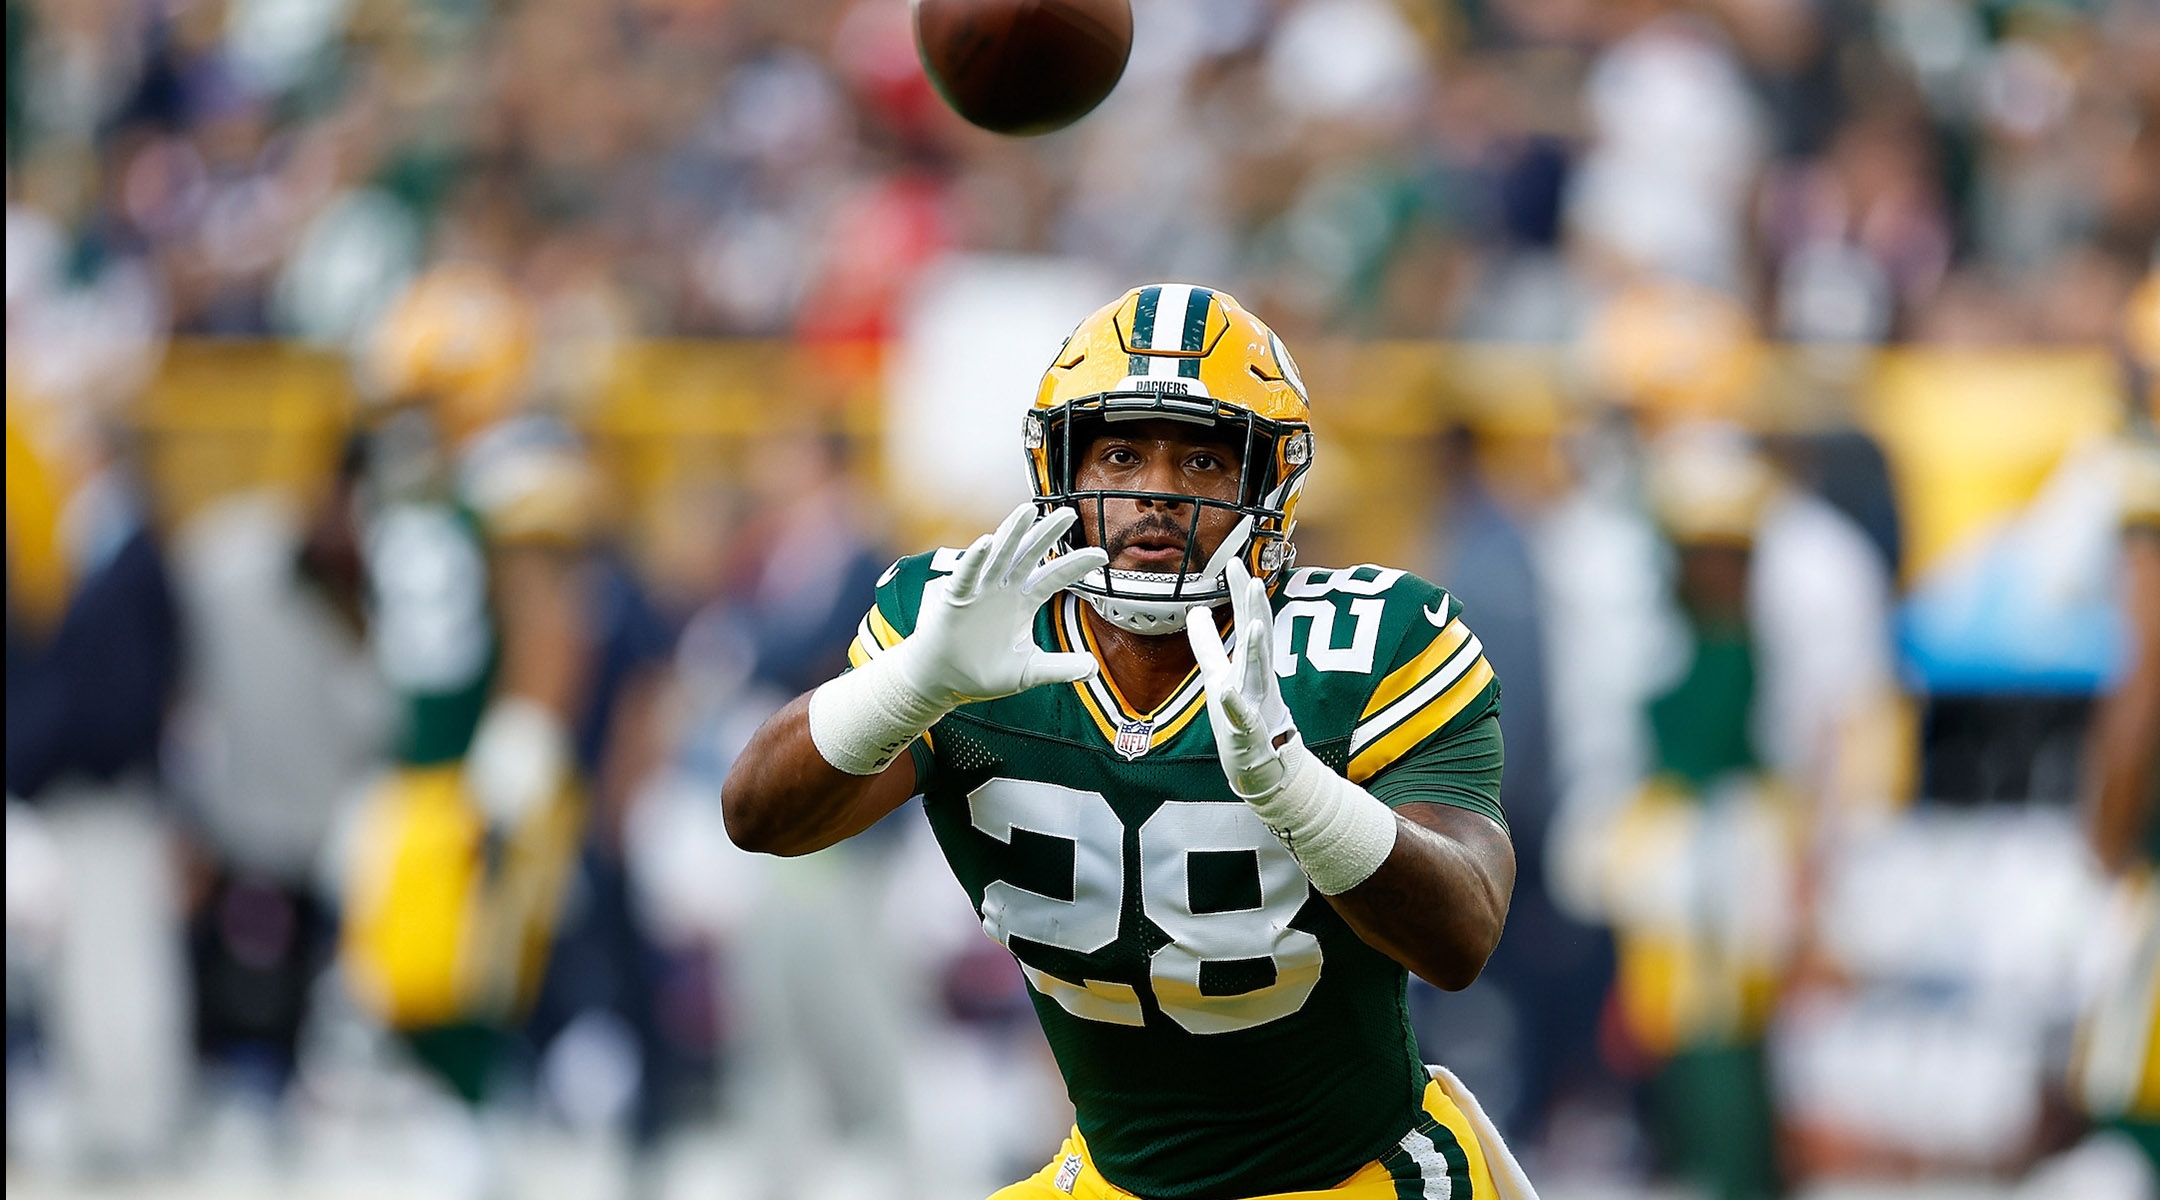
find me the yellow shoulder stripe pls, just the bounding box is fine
[1073,610,1138,715]
[1362,619,1469,719]
[1347,656,1494,783]
[847,638,872,669]
[1071,683,1121,742]
[867,605,904,650]
[1052,601,1121,741]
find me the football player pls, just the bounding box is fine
[725,286,1534,1198]
[335,263,595,1103]
[1592,429,1796,1200]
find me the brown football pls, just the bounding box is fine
[914,0,1134,136]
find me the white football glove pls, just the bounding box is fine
[464,696,570,830]
[1188,557,1397,895]
[892,503,1107,705]
[1184,556,1298,798]
[809,503,1107,775]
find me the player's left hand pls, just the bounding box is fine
[1187,556,1299,799]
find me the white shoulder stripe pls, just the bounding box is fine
[1398,1128,1454,1199]
[856,615,886,659]
[1349,635,1483,755]
[1062,596,1122,714]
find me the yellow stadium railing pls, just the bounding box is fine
[128,340,2129,581]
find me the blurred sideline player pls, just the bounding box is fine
[5,308,186,1169]
[334,263,664,1119]
[2073,269,2160,1172]
[1595,432,1799,1200]
[1562,280,1898,822]
[726,285,1537,1198]
[691,432,933,1189]
[167,425,393,1096]
[1545,281,1896,1198]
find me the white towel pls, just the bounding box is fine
[1427,1064,1541,1200]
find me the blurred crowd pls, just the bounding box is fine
[6,0,2160,1199]
[6,0,2157,346]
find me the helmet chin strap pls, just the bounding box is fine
[1081,516,1254,636]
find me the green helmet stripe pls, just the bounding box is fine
[1178,287,1212,377]
[1128,284,1161,375]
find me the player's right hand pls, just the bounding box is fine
[888,503,1107,707]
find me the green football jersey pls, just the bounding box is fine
[364,498,499,766]
[850,551,1504,1198]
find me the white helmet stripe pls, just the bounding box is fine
[1144,284,1195,378]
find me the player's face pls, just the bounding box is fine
[1677,543,1751,623]
[1071,419,1245,575]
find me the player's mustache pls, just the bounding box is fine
[1105,515,1194,560]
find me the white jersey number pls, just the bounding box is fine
[966,779,1323,1034]
[367,504,491,692]
[1271,565,1404,676]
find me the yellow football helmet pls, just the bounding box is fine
[364,264,535,444]
[1028,284,1313,632]
[1586,280,1761,426]
[1646,426,1778,547]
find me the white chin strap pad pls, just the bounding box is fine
[1084,592,1196,635]
[1080,516,1254,637]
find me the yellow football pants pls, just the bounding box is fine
[991,1076,1495,1199]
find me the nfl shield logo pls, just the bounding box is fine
[1115,720,1153,761]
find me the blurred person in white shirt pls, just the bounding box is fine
[1541,281,1898,1198]
[5,200,189,1174]
[165,433,393,1099]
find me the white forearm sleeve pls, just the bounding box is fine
[806,650,952,776]
[1240,742,1399,895]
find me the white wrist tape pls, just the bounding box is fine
[806,649,952,776]
[1240,741,1399,895]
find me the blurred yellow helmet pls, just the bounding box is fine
[1028,284,1313,631]
[1587,280,1761,425]
[1646,426,1778,547]
[365,264,534,442]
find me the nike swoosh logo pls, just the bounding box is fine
[1423,604,1448,627]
